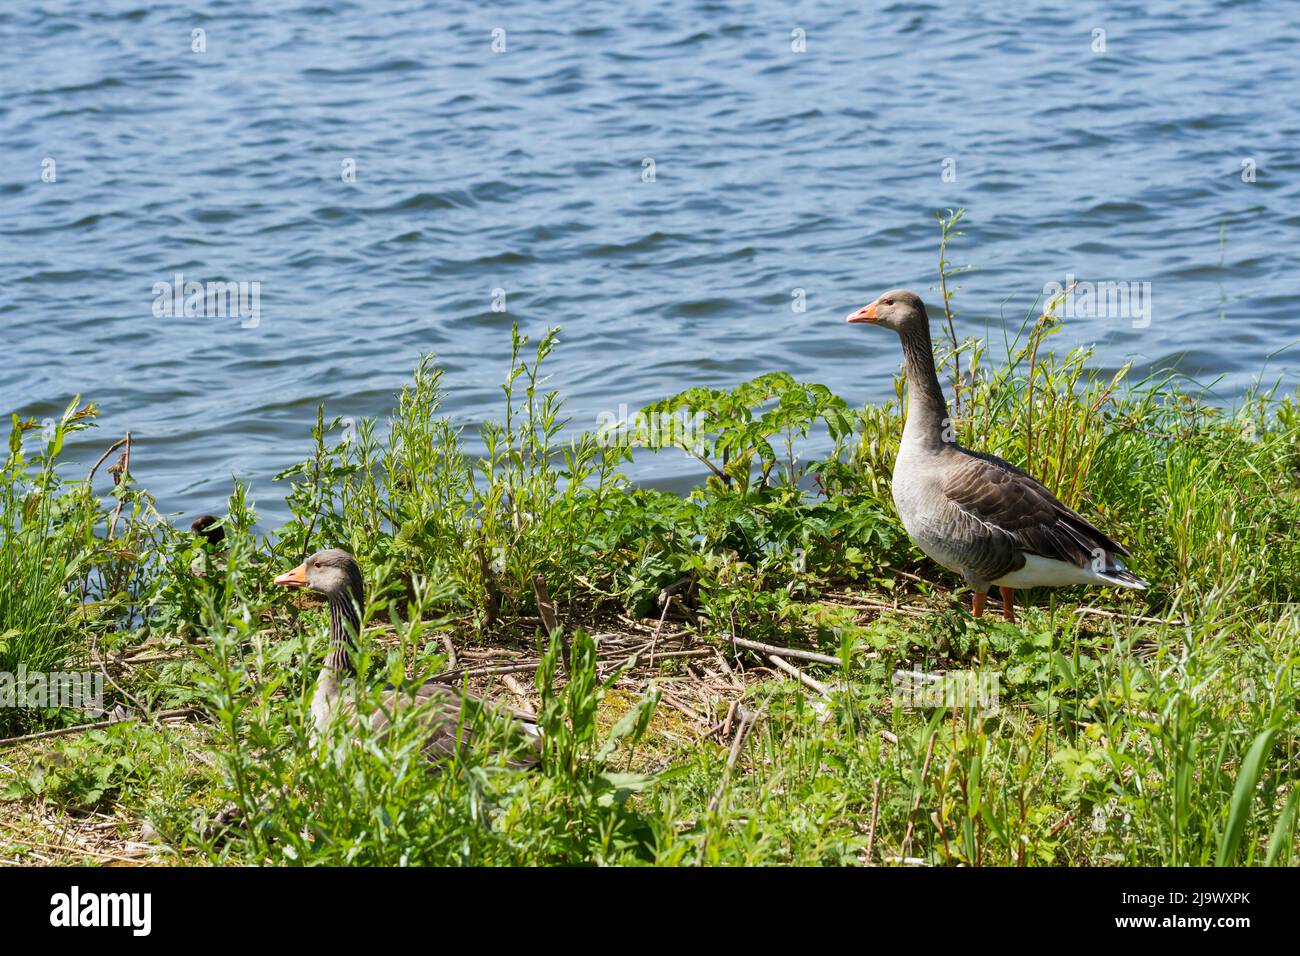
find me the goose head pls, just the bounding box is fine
[274,548,364,610]
[845,289,929,334]
[190,514,225,547]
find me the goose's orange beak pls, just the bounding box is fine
[274,561,308,587]
[846,303,878,324]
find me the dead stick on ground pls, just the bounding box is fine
[0,830,151,866]
[91,631,152,731]
[649,588,674,670]
[429,662,540,683]
[532,574,567,672]
[660,692,712,729]
[768,654,831,697]
[610,646,711,676]
[500,672,531,699]
[1048,810,1077,838]
[691,719,728,745]
[429,648,711,684]
[0,717,131,750]
[720,699,738,739]
[712,648,742,690]
[707,706,759,816]
[728,635,842,666]
[880,566,929,585]
[0,707,200,751]
[828,595,929,619]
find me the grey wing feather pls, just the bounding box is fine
[941,449,1129,578]
[363,683,541,768]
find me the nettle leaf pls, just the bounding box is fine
[825,407,854,442]
[595,772,655,807]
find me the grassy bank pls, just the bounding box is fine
[2,290,1299,866]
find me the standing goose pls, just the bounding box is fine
[273,549,540,766]
[845,290,1145,621]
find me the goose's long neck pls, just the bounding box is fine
[898,320,952,453]
[324,589,361,677]
[312,586,361,734]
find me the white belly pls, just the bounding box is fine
[991,553,1115,589]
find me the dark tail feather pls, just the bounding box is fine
[1104,567,1148,590]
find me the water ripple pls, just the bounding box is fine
[3,0,1297,526]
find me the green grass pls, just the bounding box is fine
[1,402,117,736]
[2,232,1298,865]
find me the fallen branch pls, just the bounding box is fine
[428,646,711,685]
[1048,809,1077,838]
[428,662,541,683]
[728,635,841,666]
[0,824,152,866]
[720,699,738,739]
[659,691,713,729]
[707,705,760,817]
[768,654,831,697]
[825,594,929,619]
[690,719,729,745]
[0,717,132,750]
[0,707,201,751]
[613,646,711,674]
[649,587,675,669]
[500,672,530,699]
[532,574,567,673]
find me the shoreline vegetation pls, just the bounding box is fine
[4,246,1300,865]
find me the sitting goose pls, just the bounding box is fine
[191,514,226,547]
[273,549,540,766]
[845,290,1145,621]
[188,514,229,579]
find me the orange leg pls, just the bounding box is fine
[999,586,1016,622]
[972,591,987,618]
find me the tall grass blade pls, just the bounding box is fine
[1216,728,1276,866]
[1264,788,1298,867]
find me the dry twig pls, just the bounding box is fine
[768,654,831,697]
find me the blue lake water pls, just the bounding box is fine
[4,0,1298,527]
